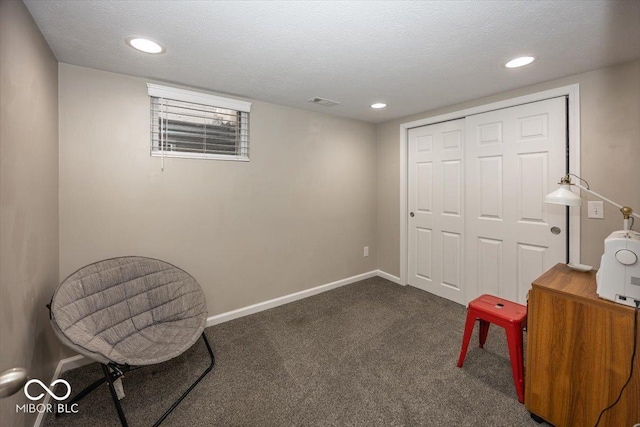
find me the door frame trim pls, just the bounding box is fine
[399,84,581,288]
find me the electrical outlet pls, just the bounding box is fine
[363,246,369,257]
[588,201,604,219]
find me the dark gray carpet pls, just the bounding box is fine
[44,277,539,426]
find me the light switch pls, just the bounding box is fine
[588,201,604,219]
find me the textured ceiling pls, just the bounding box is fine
[24,0,640,123]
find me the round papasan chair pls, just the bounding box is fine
[48,256,215,427]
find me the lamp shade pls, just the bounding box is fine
[544,184,582,207]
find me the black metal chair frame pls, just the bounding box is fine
[56,333,215,427]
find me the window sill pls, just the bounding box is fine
[151,152,249,162]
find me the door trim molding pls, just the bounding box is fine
[399,84,581,288]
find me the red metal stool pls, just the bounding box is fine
[456,294,527,403]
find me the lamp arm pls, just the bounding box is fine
[573,182,640,219]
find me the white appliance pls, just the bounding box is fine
[596,230,640,307]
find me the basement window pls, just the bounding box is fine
[147,84,251,161]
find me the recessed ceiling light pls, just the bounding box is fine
[505,56,534,68]
[125,37,165,54]
[371,103,387,109]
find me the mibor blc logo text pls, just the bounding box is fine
[16,378,79,415]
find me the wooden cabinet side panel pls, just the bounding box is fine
[526,288,572,426]
[526,288,640,426]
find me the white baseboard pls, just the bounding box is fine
[376,269,401,285]
[59,354,93,372]
[206,270,378,327]
[36,268,399,426]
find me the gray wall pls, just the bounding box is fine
[59,63,377,318]
[0,1,61,425]
[377,59,640,276]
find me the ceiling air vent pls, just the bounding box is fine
[307,97,340,107]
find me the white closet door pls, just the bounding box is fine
[465,97,567,304]
[408,119,465,304]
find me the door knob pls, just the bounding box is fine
[550,226,561,235]
[410,212,415,217]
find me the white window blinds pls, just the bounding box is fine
[147,84,251,161]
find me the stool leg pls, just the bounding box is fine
[505,323,525,403]
[479,320,490,349]
[457,309,477,368]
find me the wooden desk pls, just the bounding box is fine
[525,263,639,427]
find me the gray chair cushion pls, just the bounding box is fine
[50,257,207,366]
